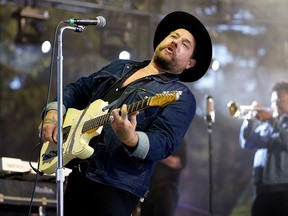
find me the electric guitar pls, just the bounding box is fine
[39,91,182,174]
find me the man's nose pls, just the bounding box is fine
[171,40,178,47]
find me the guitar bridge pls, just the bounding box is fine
[42,150,57,161]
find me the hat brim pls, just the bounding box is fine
[153,11,212,82]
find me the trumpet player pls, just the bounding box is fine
[239,80,288,216]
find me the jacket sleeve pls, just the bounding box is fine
[141,87,195,161]
[240,119,273,151]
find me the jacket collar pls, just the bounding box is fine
[130,60,180,83]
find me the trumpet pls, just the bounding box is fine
[227,101,271,119]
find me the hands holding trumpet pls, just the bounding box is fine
[227,100,273,121]
[249,101,273,122]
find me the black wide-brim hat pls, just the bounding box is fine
[153,11,212,82]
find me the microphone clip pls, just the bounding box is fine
[74,25,85,32]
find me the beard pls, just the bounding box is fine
[153,47,177,72]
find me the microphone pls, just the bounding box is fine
[205,95,215,123]
[64,16,106,27]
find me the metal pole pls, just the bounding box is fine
[56,25,84,216]
[204,95,215,216]
[207,122,214,216]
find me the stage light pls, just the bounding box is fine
[211,59,220,71]
[119,50,131,60]
[41,40,51,53]
[100,27,133,61]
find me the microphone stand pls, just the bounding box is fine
[206,114,214,216]
[56,25,84,216]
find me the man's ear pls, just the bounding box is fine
[186,59,196,69]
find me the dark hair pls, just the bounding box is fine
[271,80,288,93]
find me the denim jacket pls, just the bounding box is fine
[52,59,196,198]
[240,116,288,194]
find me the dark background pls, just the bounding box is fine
[1,0,288,215]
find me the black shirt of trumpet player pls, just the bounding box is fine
[239,80,288,216]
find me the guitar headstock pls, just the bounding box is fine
[148,91,182,107]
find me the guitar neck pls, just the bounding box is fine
[81,97,150,133]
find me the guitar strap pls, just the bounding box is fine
[102,85,158,112]
[100,67,156,112]
[91,61,170,112]
[92,67,137,108]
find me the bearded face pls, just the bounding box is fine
[152,29,196,75]
[153,44,178,72]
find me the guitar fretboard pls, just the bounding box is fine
[81,97,150,133]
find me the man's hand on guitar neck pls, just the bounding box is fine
[110,104,139,149]
[38,110,58,144]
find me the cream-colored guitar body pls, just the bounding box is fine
[39,99,108,175]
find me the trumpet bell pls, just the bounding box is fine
[227,101,240,118]
[227,100,271,119]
